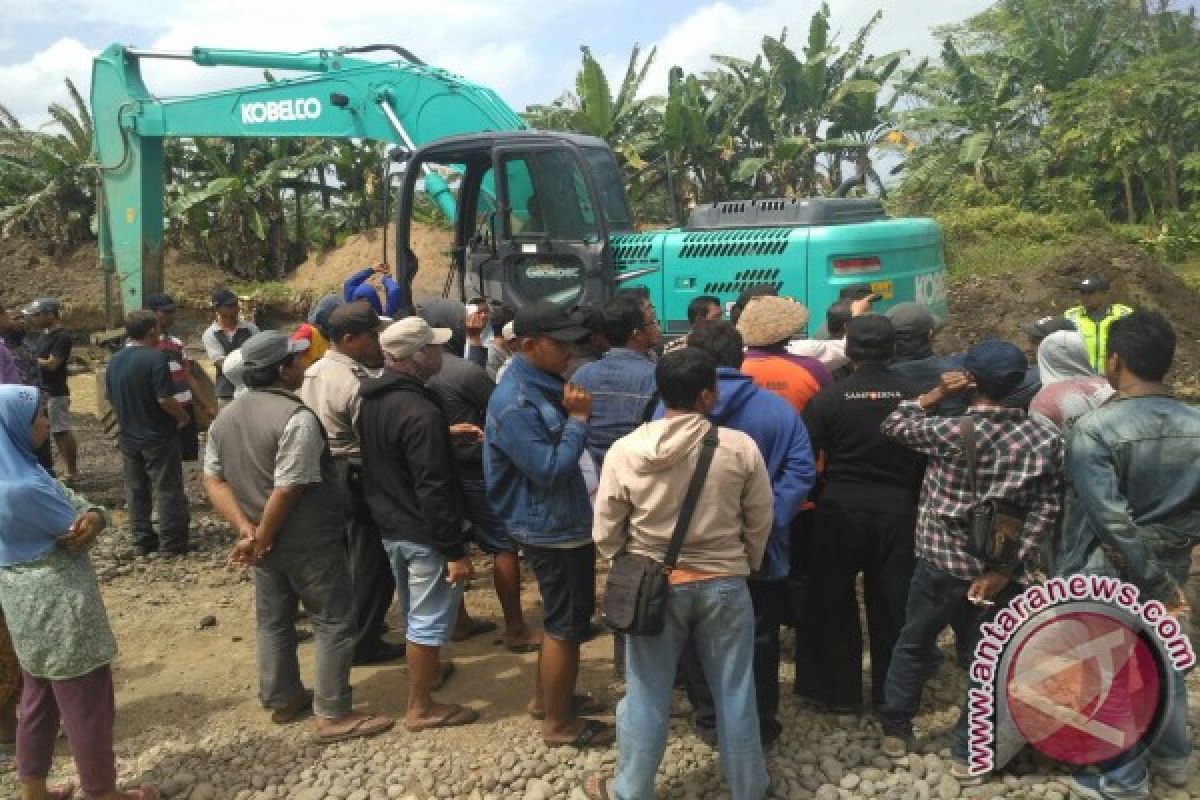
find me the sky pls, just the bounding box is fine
[0,0,1000,130]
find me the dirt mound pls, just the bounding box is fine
[288,222,455,303]
[0,235,233,329]
[942,240,1200,387]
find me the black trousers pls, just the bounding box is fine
[682,578,785,741]
[806,507,916,712]
[335,460,396,658]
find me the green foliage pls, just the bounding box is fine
[935,205,1108,276]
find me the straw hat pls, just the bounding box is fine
[736,295,810,346]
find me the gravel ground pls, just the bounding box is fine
[3,410,1200,799]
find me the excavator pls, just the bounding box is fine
[92,43,947,333]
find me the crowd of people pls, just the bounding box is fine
[0,268,1196,800]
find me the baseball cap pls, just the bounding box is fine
[886,302,937,336]
[845,314,894,349]
[1075,276,1111,292]
[513,301,591,342]
[963,340,1028,397]
[1020,316,1076,339]
[327,300,383,337]
[211,288,238,308]
[22,298,60,316]
[145,292,177,312]
[380,316,452,361]
[239,330,309,370]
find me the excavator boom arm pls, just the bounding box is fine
[91,44,526,314]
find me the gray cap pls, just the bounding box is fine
[22,298,61,316]
[238,331,309,370]
[886,302,937,336]
[1075,276,1111,292]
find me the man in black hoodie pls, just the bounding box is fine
[358,316,479,733]
[421,299,540,651]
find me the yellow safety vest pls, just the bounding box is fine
[1064,304,1133,372]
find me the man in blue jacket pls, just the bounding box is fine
[668,320,816,747]
[342,262,404,318]
[485,301,614,749]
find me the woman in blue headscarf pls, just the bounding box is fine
[0,385,158,800]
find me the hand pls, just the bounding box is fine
[446,558,474,585]
[176,415,190,430]
[59,511,104,552]
[850,293,880,317]
[1165,585,1191,618]
[938,370,975,395]
[563,383,592,421]
[449,422,484,442]
[226,536,258,569]
[967,571,1011,606]
[372,261,391,274]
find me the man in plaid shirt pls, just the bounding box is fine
[876,339,1063,783]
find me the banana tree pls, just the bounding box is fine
[0,78,95,252]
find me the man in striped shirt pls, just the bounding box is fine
[147,293,216,461]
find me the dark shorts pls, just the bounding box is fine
[524,543,596,643]
[461,478,516,556]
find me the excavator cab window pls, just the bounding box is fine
[502,150,598,242]
[581,147,633,231]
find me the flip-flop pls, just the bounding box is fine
[582,771,615,800]
[451,619,498,642]
[545,719,615,749]
[505,640,541,654]
[404,703,480,732]
[120,787,160,800]
[271,689,314,725]
[314,714,395,744]
[431,660,455,691]
[529,692,606,720]
[47,781,77,800]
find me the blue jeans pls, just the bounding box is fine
[615,577,768,800]
[879,559,1017,761]
[382,539,464,647]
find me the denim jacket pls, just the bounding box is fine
[484,355,592,547]
[1058,394,1200,600]
[570,347,657,467]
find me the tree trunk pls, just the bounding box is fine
[1121,165,1136,225]
[1141,174,1158,225]
[1164,136,1181,212]
[317,168,332,211]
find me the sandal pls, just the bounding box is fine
[545,718,615,749]
[504,640,541,654]
[271,689,314,725]
[47,781,77,800]
[451,619,498,642]
[582,771,615,800]
[120,787,160,800]
[314,713,394,744]
[404,703,480,732]
[529,692,606,720]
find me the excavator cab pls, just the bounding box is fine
[394,132,633,312]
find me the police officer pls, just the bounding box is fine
[1063,277,1132,372]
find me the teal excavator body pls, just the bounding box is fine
[92,44,947,333]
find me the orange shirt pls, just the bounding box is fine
[740,349,833,414]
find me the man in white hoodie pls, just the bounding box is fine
[590,349,774,800]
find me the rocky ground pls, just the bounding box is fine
[4,380,1200,799]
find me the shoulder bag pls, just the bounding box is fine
[961,417,1024,569]
[603,425,719,636]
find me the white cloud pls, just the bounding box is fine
[646,0,993,92]
[0,0,586,128]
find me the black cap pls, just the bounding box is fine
[1020,316,1076,339]
[514,301,591,342]
[846,314,894,348]
[211,288,238,308]
[22,298,61,316]
[145,292,177,312]
[239,331,309,370]
[327,300,383,337]
[1075,276,1111,292]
